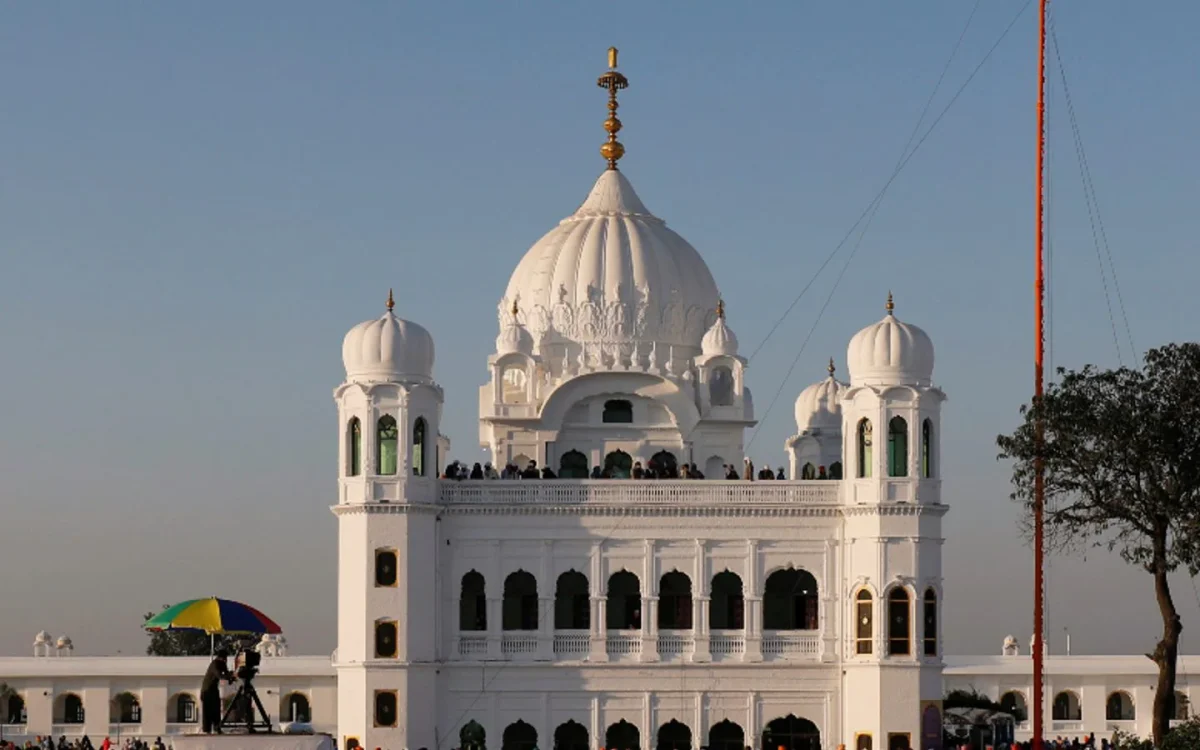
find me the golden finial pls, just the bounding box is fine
[886,291,894,315]
[828,357,836,377]
[386,288,395,311]
[716,298,725,320]
[511,299,520,317]
[597,46,629,170]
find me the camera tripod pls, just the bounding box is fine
[219,675,273,733]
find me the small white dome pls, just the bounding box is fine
[342,291,435,383]
[700,302,738,357]
[495,303,535,356]
[56,636,73,649]
[846,295,935,387]
[794,360,847,432]
[34,630,51,644]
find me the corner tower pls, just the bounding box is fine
[333,291,444,750]
[839,294,947,750]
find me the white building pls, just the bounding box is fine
[0,49,1193,750]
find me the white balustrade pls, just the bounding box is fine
[1051,722,1083,733]
[501,634,538,656]
[553,630,591,657]
[457,634,487,657]
[440,480,840,506]
[709,632,746,656]
[761,632,821,658]
[605,632,642,656]
[657,631,695,656]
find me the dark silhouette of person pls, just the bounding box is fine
[201,648,234,733]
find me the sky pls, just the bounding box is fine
[1,1,1198,660]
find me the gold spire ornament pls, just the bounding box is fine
[828,357,836,377]
[387,288,395,311]
[597,47,629,170]
[716,298,725,320]
[886,291,894,315]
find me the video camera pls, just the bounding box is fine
[234,648,261,682]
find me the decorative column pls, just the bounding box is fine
[537,596,554,659]
[692,596,711,663]
[590,596,608,662]
[487,597,503,659]
[744,596,763,662]
[641,596,660,662]
[820,538,837,662]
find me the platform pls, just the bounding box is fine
[172,735,335,750]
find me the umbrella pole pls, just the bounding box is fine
[211,633,214,657]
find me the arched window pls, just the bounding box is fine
[285,693,311,723]
[374,619,397,658]
[376,415,398,476]
[603,399,634,424]
[460,720,487,750]
[830,461,843,479]
[61,694,84,724]
[855,590,873,655]
[921,419,933,478]
[710,571,744,630]
[887,416,908,477]
[923,588,938,656]
[459,571,487,631]
[1106,691,1135,721]
[657,720,692,750]
[554,720,590,750]
[761,715,821,750]
[1175,691,1191,721]
[558,450,589,479]
[502,366,528,405]
[649,450,678,478]
[1000,691,1027,723]
[606,720,641,750]
[554,570,590,629]
[373,690,397,728]
[5,693,25,725]
[801,462,816,480]
[412,417,427,477]
[710,366,734,406]
[347,417,362,476]
[503,720,539,750]
[606,570,642,629]
[887,587,911,655]
[604,450,633,479]
[168,693,196,724]
[111,693,141,724]
[708,720,745,750]
[375,548,397,587]
[658,571,693,629]
[857,419,873,478]
[763,568,819,630]
[503,570,539,631]
[1052,691,1081,721]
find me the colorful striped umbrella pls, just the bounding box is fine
[143,597,281,635]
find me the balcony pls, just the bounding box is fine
[606,632,642,657]
[1051,722,1083,733]
[554,630,590,658]
[658,631,694,658]
[500,634,538,657]
[710,632,746,658]
[457,634,487,657]
[439,479,841,507]
[761,631,821,659]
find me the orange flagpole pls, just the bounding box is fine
[1032,0,1048,749]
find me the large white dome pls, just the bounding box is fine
[501,169,720,351]
[794,361,846,432]
[846,297,934,387]
[342,296,435,383]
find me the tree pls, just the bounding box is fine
[997,342,1200,747]
[143,608,253,656]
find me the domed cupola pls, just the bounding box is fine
[794,358,846,432]
[495,301,535,357]
[700,300,739,357]
[342,290,436,384]
[846,293,935,387]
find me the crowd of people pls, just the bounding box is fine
[440,457,826,482]
[0,738,167,750]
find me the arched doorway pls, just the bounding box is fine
[606,719,641,750]
[649,450,678,478]
[502,720,538,750]
[708,720,745,750]
[460,720,487,750]
[762,715,820,750]
[656,720,692,750]
[554,720,589,750]
[559,450,589,478]
[605,450,633,478]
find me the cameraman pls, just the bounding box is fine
[201,647,234,733]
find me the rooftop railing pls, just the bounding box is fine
[438,479,841,506]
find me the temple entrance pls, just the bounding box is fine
[604,450,633,478]
[559,450,589,478]
[761,715,821,750]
